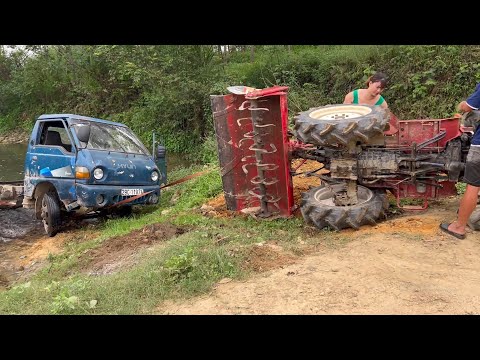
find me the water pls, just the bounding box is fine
[0,143,27,182]
[0,143,190,182]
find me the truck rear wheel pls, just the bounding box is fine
[41,191,61,237]
[300,184,388,230]
[293,104,389,146]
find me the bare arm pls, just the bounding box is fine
[458,100,474,113]
[380,99,389,109]
[343,92,353,104]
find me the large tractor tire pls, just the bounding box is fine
[293,104,389,147]
[40,191,62,237]
[300,184,388,231]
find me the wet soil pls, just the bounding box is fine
[0,208,41,243]
[77,222,187,276]
[0,211,188,289]
[0,212,103,289]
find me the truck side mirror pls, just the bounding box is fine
[76,125,91,144]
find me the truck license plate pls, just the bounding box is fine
[121,189,144,196]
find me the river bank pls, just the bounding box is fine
[0,131,29,144]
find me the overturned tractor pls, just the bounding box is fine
[211,86,477,231]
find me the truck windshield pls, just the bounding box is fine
[72,121,150,155]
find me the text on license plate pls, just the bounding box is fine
[121,189,144,196]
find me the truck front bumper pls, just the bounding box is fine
[76,184,160,208]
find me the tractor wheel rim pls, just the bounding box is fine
[314,184,373,207]
[309,105,372,121]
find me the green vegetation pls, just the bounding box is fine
[1,45,479,156]
[456,182,467,195]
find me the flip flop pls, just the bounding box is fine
[439,223,466,240]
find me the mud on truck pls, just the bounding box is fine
[211,85,480,231]
[0,114,167,237]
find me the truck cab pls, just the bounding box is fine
[23,114,163,236]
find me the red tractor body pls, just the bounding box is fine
[211,86,474,229]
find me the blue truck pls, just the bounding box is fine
[1,114,166,237]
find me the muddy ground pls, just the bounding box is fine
[2,161,480,314]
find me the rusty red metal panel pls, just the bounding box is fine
[211,87,294,217]
[393,181,457,199]
[382,114,461,204]
[385,115,462,151]
[211,94,249,211]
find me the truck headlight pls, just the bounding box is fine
[93,168,104,180]
[151,171,159,182]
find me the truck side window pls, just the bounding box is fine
[39,121,73,152]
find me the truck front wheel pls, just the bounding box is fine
[41,191,61,237]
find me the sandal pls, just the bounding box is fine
[439,223,466,240]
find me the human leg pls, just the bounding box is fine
[448,184,480,235]
[441,146,480,238]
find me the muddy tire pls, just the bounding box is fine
[300,184,388,231]
[293,104,389,147]
[41,191,61,237]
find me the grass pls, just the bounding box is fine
[0,163,349,314]
[456,182,466,195]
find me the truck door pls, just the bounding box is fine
[26,119,77,201]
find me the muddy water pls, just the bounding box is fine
[0,208,41,243]
[0,143,27,182]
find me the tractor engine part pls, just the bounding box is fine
[293,104,473,229]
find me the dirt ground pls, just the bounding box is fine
[0,216,187,288]
[159,161,480,314]
[3,160,480,314]
[77,222,187,276]
[160,200,480,315]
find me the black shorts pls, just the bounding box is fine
[463,146,480,187]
